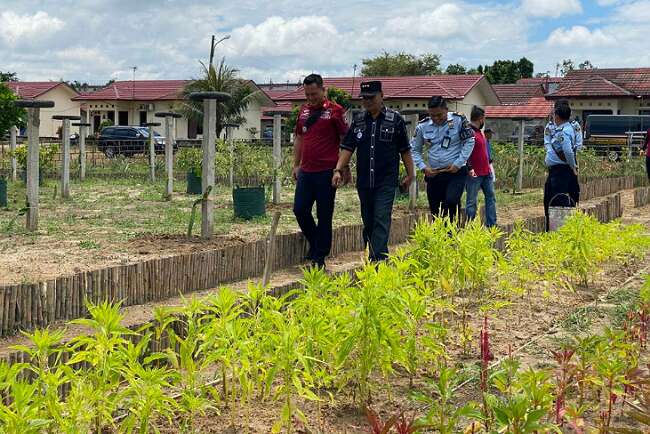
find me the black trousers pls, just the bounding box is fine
[544,165,579,230]
[646,156,650,181]
[425,166,468,222]
[357,181,396,262]
[293,169,336,262]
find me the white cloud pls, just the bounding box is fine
[613,0,650,22]
[0,11,64,46]
[386,4,465,39]
[546,25,614,47]
[597,0,621,5]
[227,16,341,58]
[522,0,582,17]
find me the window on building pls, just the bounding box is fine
[118,111,129,126]
[139,111,147,126]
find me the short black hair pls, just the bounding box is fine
[555,104,571,121]
[303,74,323,88]
[470,105,485,122]
[484,128,493,134]
[427,96,447,109]
[554,98,570,108]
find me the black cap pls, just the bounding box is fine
[360,80,382,97]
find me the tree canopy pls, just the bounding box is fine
[0,83,26,138]
[361,52,442,76]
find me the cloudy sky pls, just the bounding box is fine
[1,0,649,84]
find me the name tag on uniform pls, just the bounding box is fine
[441,136,451,149]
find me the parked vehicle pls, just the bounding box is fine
[585,114,650,161]
[97,126,169,158]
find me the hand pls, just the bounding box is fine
[332,171,343,188]
[400,174,413,192]
[447,165,460,174]
[292,166,300,181]
[341,166,352,186]
[572,167,578,176]
[469,169,477,178]
[423,167,437,178]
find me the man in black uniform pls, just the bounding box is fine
[331,81,415,262]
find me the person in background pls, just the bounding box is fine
[332,80,414,262]
[545,99,581,202]
[292,74,349,268]
[410,96,475,222]
[543,104,578,230]
[465,106,497,227]
[484,128,496,182]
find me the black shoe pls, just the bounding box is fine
[303,249,315,262]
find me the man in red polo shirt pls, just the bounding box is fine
[292,74,349,268]
[465,106,497,227]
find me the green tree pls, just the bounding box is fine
[326,86,352,110]
[0,83,25,138]
[0,71,18,82]
[558,59,575,76]
[483,57,535,84]
[445,64,467,75]
[578,60,594,70]
[361,51,442,76]
[182,57,262,137]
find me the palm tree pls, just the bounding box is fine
[182,57,262,137]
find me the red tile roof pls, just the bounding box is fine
[261,101,293,120]
[273,75,485,101]
[485,97,553,119]
[552,68,650,98]
[4,81,77,99]
[73,80,189,101]
[492,84,545,105]
[516,77,563,85]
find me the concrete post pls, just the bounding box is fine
[272,113,282,204]
[15,100,55,231]
[9,126,17,182]
[189,91,231,239]
[144,122,161,182]
[71,119,91,181]
[155,112,181,200]
[53,115,80,199]
[517,119,525,193]
[224,123,239,188]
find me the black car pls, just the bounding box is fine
[97,126,169,158]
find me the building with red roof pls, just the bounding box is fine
[72,79,273,139]
[4,81,80,137]
[268,75,499,115]
[548,68,650,121]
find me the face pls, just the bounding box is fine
[304,83,325,106]
[428,106,448,125]
[361,93,383,112]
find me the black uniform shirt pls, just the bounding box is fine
[341,107,410,189]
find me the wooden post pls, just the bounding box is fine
[188,92,231,239]
[72,120,91,181]
[9,126,17,182]
[516,118,525,193]
[272,114,282,204]
[54,115,80,199]
[262,211,281,287]
[144,122,161,182]
[15,100,55,231]
[155,112,181,200]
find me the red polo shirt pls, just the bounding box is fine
[468,127,491,176]
[294,99,348,172]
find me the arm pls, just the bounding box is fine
[332,149,354,187]
[410,124,427,170]
[292,134,303,181]
[400,150,415,189]
[333,127,357,187]
[452,133,475,170]
[560,129,577,171]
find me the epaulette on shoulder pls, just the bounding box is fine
[384,109,396,121]
[418,116,430,124]
[451,112,467,119]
